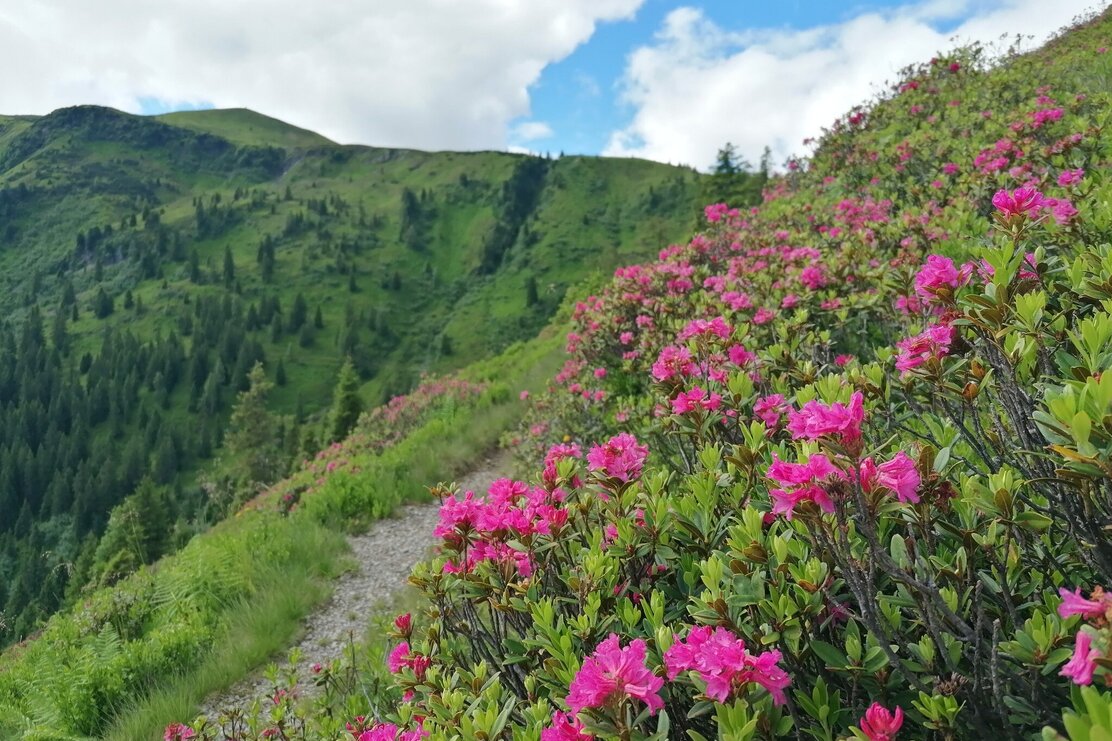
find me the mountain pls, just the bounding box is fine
[0,105,721,646]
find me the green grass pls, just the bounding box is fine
[157,108,335,149]
[102,520,343,741]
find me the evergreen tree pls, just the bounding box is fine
[328,358,364,442]
[225,362,282,485]
[222,245,236,287]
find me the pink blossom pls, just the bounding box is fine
[519,390,530,400]
[164,724,196,741]
[835,354,854,366]
[728,344,756,367]
[652,345,695,382]
[860,703,904,741]
[1058,587,1110,620]
[541,712,594,741]
[860,452,921,503]
[664,626,790,705]
[895,323,955,373]
[752,307,776,325]
[566,634,664,715]
[914,255,969,301]
[672,387,722,414]
[394,613,412,636]
[1061,630,1101,685]
[678,316,732,341]
[587,433,649,482]
[1058,168,1085,186]
[991,187,1048,218]
[787,392,865,446]
[942,162,959,174]
[753,394,787,428]
[388,641,411,673]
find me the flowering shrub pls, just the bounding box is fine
[177,9,1112,741]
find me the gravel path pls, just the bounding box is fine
[197,449,512,725]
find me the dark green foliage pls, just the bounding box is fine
[0,105,701,645]
[328,358,363,443]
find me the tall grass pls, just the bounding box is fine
[70,333,565,741]
[103,520,342,741]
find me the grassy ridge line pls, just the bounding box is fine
[0,332,565,740]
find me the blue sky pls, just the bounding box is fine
[518,0,935,160]
[1,0,1104,168]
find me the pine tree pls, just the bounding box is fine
[225,362,282,484]
[328,358,364,442]
[222,245,236,287]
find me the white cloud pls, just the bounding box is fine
[511,120,555,142]
[603,0,1107,170]
[0,0,642,150]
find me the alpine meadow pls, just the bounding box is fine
[2,4,1112,741]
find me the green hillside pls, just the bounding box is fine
[156,108,335,149]
[0,104,715,647]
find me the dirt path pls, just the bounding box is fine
[197,449,513,724]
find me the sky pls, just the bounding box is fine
[0,0,1106,170]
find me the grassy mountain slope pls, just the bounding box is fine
[156,108,335,148]
[0,104,707,648]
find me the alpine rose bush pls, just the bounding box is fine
[171,10,1112,741]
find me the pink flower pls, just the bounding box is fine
[388,641,411,673]
[1058,587,1110,620]
[394,613,413,636]
[519,390,530,400]
[835,354,854,366]
[753,394,787,428]
[677,316,732,341]
[1061,630,1102,685]
[541,712,594,741]
[1058,168,1085,186]
[566,634,664,715]
[1048,197,1079,224]
[913,255,969,301]
[652,345,695,381]
[860,702,904,741]
[164,724,196,741]
[860,452,921,504]
[587,433,649,482]
[787,392,865,446]
[991,187,1048,218]
[664,626,790,705]
[942,162,959,175]
[728,344,756,367]
[671,387,722,414]
[895,323,955,373]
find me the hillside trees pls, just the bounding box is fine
[328,357,364,443]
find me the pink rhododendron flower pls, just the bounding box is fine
[587,433,649,482]
[914,255,970,301]
[766,453,845,519]
[678,316,732,341]
[566,634,664,715]
[388,641,411,673]
[728,344,756,367]
[357,724,426,741]
[991,187,1048,218]
[787,392,865,446]
[652,345,695,381]
[860,703,904,741]
[664,626,790,705]
[895,323,955,373]
[1061,630,1101,685]
[541,712,594,741]
[835,354,854,366]
[672,386,722,414]
[1058,587,1111,620]
[1058,168,1085,186]
[860,452,921,503]
[753,394,787,428]
[752,307,776,324]
[164,724,196,741]
[394,612,412,636]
